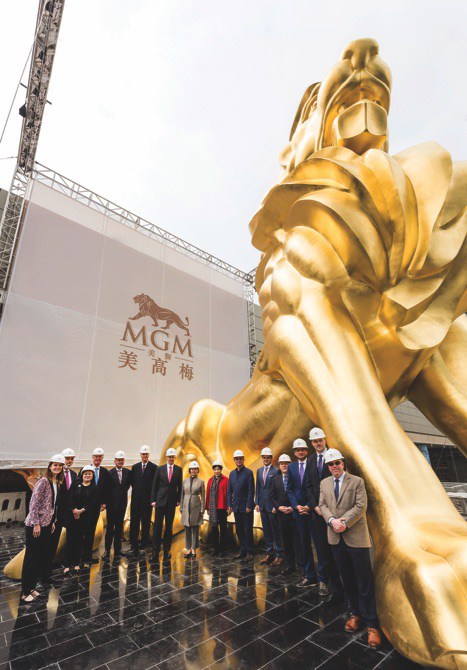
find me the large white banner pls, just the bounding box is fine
[0,180,250,467]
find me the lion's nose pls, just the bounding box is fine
[341,38,379,70]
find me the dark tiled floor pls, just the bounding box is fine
[0,525,426,670]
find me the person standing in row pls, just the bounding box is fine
[205,460,229,557]
[21,454,64,602]
[151,447,182,561]
[306,427,344,600]
[287,438,320,588]
[83,448,111,565]
[128,445,156,556]
[255,447,283,566]
[319,448,381,648]
[227,450,254,562]
[271,454,296,576]
[103,451,131,560]
[180,461,205,559]
[65,465,98,573]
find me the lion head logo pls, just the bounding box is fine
[279,38,392,173]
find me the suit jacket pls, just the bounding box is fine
[151,463,182,508]
[57,469,77,523]
[319,473,371,547]
[227,466,254,512]
[255,465,279,512]
[25,478,60,527]
[80,465,111,507]
[130,461,157,507]
[306,451,332,509]
[270,471,293,511]
[286,460,311,517]
[107,467,131,512]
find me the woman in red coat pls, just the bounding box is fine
[205,460,229,557]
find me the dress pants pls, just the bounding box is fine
[44,521,63,576]
[260,510,283,557]
[83,509,100,561]
[129,500,152,549]
[234,511,254,555]
[21,524,53,595]
[277,512,296,568]
[65,519,93,567]
[211,509,228,552]
[313,515,344,593]
[293,514,320,581]
[152,505,176,552]
[105,505,126,554]
[185,526,200,550]
[331,538,379,627]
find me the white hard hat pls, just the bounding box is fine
[261,447,273,457]
[278,454,292,463]
[114,450,125,459]
[92,447,104,456]
[293,438,308,450]
[82,464,95,473]
[233,450,244,458]
[140,445,150,454]
[166,447,177,457]
[62,448,76,458]
[309,427,326,441]
[212,460,223,468]
[50,454,65,464]
[324,448,344,464]
[188,460,200,470]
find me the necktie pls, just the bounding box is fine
[142,462,146,473]
[334,478,339,501]
[318,454,323,475]
[299,461,304,484]
[263,466,268,485]
[168,465,172,483]
[283,474,288,490]
[118,469,122,484]
[95,467,99,484]
[65,470,70,490]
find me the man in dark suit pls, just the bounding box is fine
[83,447,111,564]
[103,450,131,559]
[306,427,344,599]
[151,447,182,561]
[270,454,296,575]
[255,446,283,566]
[287,438,320,587]
[126,445,156,556]
[227,449,255,562]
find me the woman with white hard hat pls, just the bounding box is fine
[65,465,98,573]
[205,460,229,557]
[180,461,205,559]
[20,454,65,602]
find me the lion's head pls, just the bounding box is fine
[133,293,149,305]
[279,38,392,174]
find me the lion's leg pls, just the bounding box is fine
[130,310,143,320]
[408,315,467,456]
[260,296,467,668]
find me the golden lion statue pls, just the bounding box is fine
[166,38,467,669]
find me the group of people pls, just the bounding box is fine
[20,428,381,648]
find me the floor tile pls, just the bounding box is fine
[262,615,319,651]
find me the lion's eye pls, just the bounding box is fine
[374,100,382,106]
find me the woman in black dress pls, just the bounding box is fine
[64,465,98,574]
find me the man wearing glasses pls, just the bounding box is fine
[319,448,381,649]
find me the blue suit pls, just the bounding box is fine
[287,460,322,581]
[228,466,254,555]
[255,465,283,557]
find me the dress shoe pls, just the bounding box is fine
[319,582,329,597]
[270,557,283,567]
[101,551,110,560]
[281,566,295,576]
[243,554,254,562]
[345,614,363,633]
[367,627,381,648]
[234,553,246,560]
[260,555,274,565]
[296,577,319,588]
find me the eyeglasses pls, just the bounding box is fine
[327,460,343,466]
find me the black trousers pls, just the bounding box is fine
[234,511,254,555]
[105,505,126,554]
[65,518,94,567]
[44,520,63,574]
[314,515,344,594]
[277,512,296,568]
[21,524,52,595]
[152,505,176,552]
[129,499,152,549]
[83,508,100,561]
[210,509,228,552]
[331,538,378,627]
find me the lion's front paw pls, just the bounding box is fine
[375,519,467,669]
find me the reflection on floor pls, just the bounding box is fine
[0,526,425,670]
